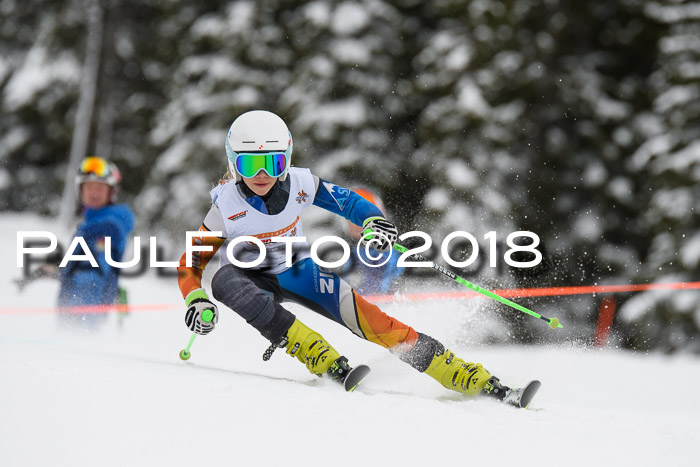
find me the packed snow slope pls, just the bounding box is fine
[2,214,699,467]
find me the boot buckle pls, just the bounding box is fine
[262,336,289,361]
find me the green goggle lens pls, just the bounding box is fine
[234,153,287,178]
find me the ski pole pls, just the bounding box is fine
[392,243,563,329]
[178,308,215,360]
[179,333,197,360]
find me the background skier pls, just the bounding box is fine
[55,156,134,328]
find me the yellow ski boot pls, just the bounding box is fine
[283,319,341,376]
[398,333,536,404]
[263,318,352,379]
[424,346,492,396]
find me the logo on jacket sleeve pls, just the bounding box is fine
[322,182,350,210]
[295,190,309,204]
[228,210,247,221]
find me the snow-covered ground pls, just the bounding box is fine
[2,214,699,467]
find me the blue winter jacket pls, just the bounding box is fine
[346,246,404,295]
[311,180,404,295]
[58,204,134,307]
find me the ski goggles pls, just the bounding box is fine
[79,156,111,178]
[230,152,289,178]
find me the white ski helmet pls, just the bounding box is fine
[225,110,293,182]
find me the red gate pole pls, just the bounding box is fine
[594,296,617,348]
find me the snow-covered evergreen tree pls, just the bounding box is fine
[618,0,700,352]
[1,0,697,351]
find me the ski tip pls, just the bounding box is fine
[344,364,371,392]
[519,380,542,409]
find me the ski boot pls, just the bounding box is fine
[263,319,370,391]
[282,318,340,376]
[424,346,492,396]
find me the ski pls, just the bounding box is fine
[503,380,541,409]
[343,364,371,392]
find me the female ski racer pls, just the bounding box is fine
[177,110,510,399]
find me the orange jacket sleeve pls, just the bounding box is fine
[177,224,225,300]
